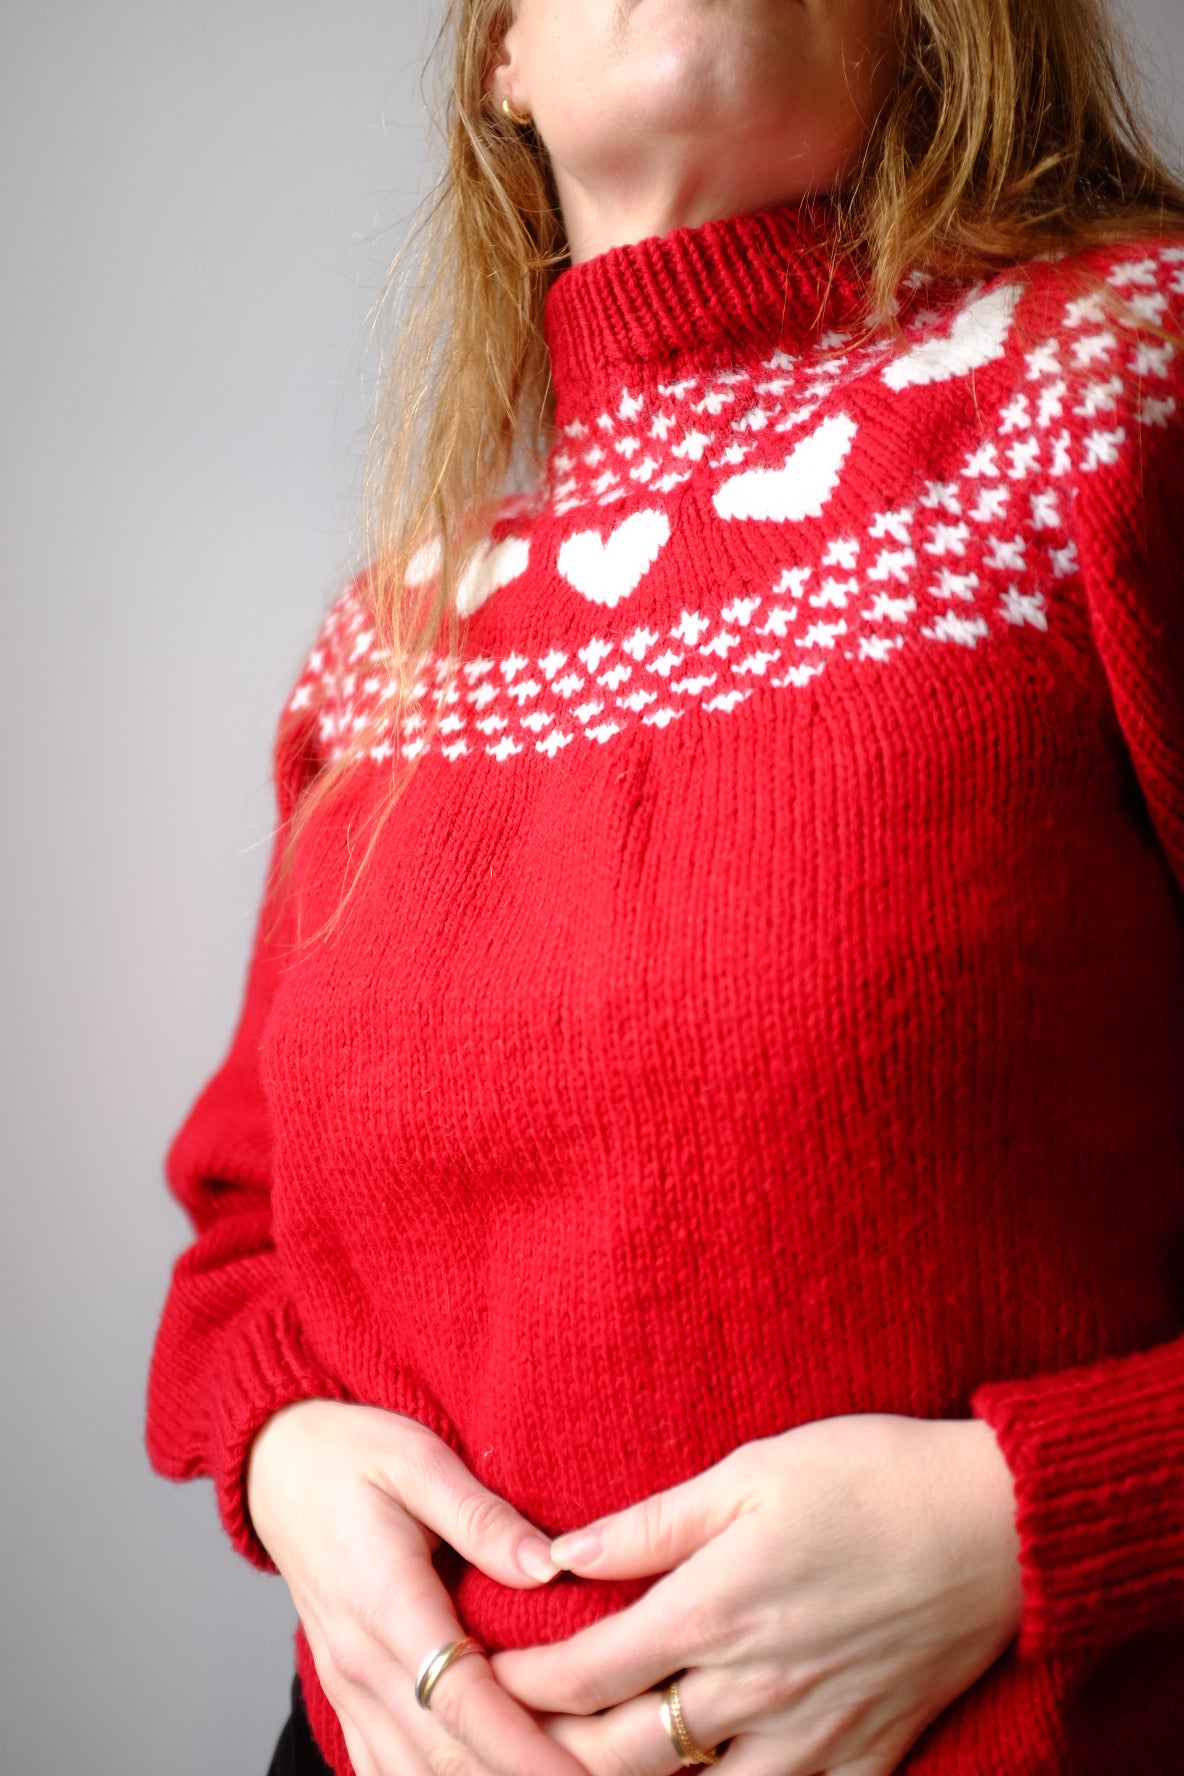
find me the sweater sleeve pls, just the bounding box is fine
[971,269,1184,1659]
[145,589,358,1571]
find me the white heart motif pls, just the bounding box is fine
[456,535,530,616]
[713,412,858,523]
[557,509,671,607]
[882,283,1020,391]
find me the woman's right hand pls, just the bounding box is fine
[247,1400,585,1776]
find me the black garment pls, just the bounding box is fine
[268,1677,335,1776]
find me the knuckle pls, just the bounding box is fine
[718,1443,770,1514]
[560,1661,609,1716]
[352,1585,401,1651]
[722,1442,762,1488]
[322,1623,375,1691]
[388,1436,447,1513]
[426,1743,477,1776]
[428,1662,489,1744]
[676,1590,726,1659]
[451,1486,509,1550]
[643,1491,678,1554]
[595,1736,643,1776]
[727,1659,799,1723]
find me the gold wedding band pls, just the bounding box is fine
[414,1637,485,1710]
[659,1677,721,1766]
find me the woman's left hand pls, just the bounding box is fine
[492,1414,1024,1776]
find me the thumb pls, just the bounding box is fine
[392,1435,560,1589]
[550,1461,743,1579]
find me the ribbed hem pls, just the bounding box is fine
[543,198,865,407]
[972,1336,1184,1659]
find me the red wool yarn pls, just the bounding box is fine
[147,203,1184,1773]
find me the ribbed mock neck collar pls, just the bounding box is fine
[542,198,866,413]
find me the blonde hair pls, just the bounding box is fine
[282,0,1184,923]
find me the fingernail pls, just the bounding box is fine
[516,1535,560,1582]
[550,1526,603,1570]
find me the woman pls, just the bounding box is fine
[146,0,1184,1772]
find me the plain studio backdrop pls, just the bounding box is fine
[0,3,1181,1771]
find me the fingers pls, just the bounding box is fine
[540,1661,910,1776]
[339,1706,419,1776]
[339,1673,517,1776]
[341,1688,506,1776]
[545,1688,688,1776]
[546,1663,750,1776]
[317,1603,585,1776]
[304,1528,581,1776]
[538,1674,802,1776]
[421,1650,588,1776]
[257,1405,578,1774]
[695,1737,889,1776]
[385,1425,559,1589]
[358,1567,585,1776]
[493,1559,712,1713]
[550,1455,751,1580]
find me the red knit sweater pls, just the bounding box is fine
[147,203,1184,1773]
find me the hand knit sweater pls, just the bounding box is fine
[146,202,1184,1774]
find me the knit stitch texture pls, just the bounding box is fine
[147,202,1184,1773]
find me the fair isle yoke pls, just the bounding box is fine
[290,235,1183,793]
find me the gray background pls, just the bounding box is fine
[1,3,1181,1772]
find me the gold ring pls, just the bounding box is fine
[414,1637,485,1710]
[659,1677,720,1766]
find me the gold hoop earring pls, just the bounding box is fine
[500,96,533,128]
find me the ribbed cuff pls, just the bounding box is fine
[207,1295,353,1570]
[972,1336,1184,1659]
